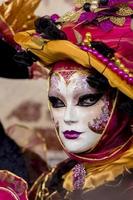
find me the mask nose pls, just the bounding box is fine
[64,106,78,125]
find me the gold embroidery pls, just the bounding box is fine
[110,16,125,26]
[57,3,133,28]
[97,16,109,22]
[116,4,133,16]
[57,10,81,23]
[74,0,92,5]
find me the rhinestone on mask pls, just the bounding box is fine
[75,75,89,90]
[90,97,110,132]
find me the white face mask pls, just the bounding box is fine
[48,71,110,153]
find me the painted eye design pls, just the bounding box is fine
[48,96,65,108]
[77,93,103,107]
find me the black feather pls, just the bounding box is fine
[34,16,67,40]
[90,41,115,58]
[87,71,133,117]
[0,39,29,79]
[87,71,109,92]
[13,50,38,67]
[118,94,133,117]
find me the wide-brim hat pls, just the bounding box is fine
[14,1,133,99]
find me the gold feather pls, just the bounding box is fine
[73,29,83,44]
[0,0,40,33]
[57,10,81,23]
[74,0,92,6]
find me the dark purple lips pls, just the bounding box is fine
[63,130,82,139]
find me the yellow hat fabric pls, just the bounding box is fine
[14,30,133,99]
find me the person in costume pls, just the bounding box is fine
[0,27,49,181]
[0,38,30,200]
[14,0,133,199]
[0,1,49,199]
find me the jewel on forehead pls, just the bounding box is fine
[51,60,89,83]
[59,70,77,83]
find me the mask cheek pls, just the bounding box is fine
[51,109,61,130]
[49,107,58,127]
[88,99,110,134]
[52,115,59,128]
[55,120,59,128]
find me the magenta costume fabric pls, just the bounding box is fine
[65,93,133,164]
[0,171,28,200]
[63,19,133,72]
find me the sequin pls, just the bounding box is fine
[88,97,110,134]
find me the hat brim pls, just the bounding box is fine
[14,30,133,99]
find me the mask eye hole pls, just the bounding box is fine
[49,96,65,108]
[77,93,103,107]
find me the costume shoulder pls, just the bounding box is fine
[29,159,77,200]
[29,161,133,200]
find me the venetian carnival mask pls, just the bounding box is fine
[14,0,133,165]
[48,61,111,153]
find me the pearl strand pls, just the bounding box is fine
[81,32,133,85]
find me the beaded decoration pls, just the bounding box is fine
[73,163,86,190]
[80,32,133,85]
